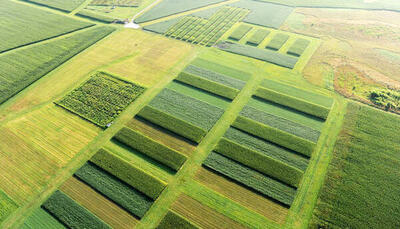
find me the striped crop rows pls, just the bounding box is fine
[165,7,249,47]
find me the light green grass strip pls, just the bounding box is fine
[0,191,18,224]
[216,138,303,187]
[255,87,330,119]
[176,72,240,100]
[137,106,206,143]
[233,116,315,157]
[114,127,187,171]
[90,148,167,200]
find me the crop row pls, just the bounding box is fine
[42,190,111,229]
[75,162,153,218]
[216,41,298,69]
[90,148,167,200]
[183,65,246,90]
[260,79,334,108]
[203,152,296,206]
[56,72,145,127]
[137,106,207,143]
[176,72,240,100]
[255,87,331,120]
[165,7,249,46]
[240,106,321,142]
[215,138,303,187]
[157,210,199,229]
[233,116,315,157]
[148,88,224,131]
[224,127,309,171]
[114,127,187,171]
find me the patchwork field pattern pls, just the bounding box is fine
[0,0,93,53]
[0,26,115,105]
[199,79,333,223]
[56,72,145,127]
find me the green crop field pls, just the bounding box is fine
[22,0,86,12]
[1,0,399,228]
[0,1,93,53]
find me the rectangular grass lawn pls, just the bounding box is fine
[0,1,92,53]
[312,102,400,228]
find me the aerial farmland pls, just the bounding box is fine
[1,0,400,228]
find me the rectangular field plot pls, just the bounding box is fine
[0,1,92,53]
[170,194,247,229]
[21,208,65,229]
[157,210,199,229]
[56,72,145,127]
[287,38,310,57]
[228,24,253,41]
[146,6,249,47]
[266,33,289,51]
[0,26,115,105]
[42,190,111,229]
[246,29,270,46]
[60,177,138,229]
[216,41,298,69]
[23,0,86,12]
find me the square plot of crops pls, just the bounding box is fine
[56,72,145,127]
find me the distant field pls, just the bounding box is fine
[312,102,400,228]
[90,0,140,7]
[22,0,86,12]
[0,26,115,105]
[258,0,400,11]
[135,0,228,23]
[0,1,93,53]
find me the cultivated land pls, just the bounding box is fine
[1,0,399,228]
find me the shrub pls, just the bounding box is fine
[228,24,253,41]
[157,211,199,229]
[233,116,316,157]
[246,29,270,46]
[114,127,187,171]
[216,41,298,69]
[74,163,153,218]
[176,72,239,100]
[255,87,331,119]
[42,190,111,229]
[203,152,296,206]
[287,38,310,57]
[90,148,167,200]
[215,138,304,187]
[137,106,207,143]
